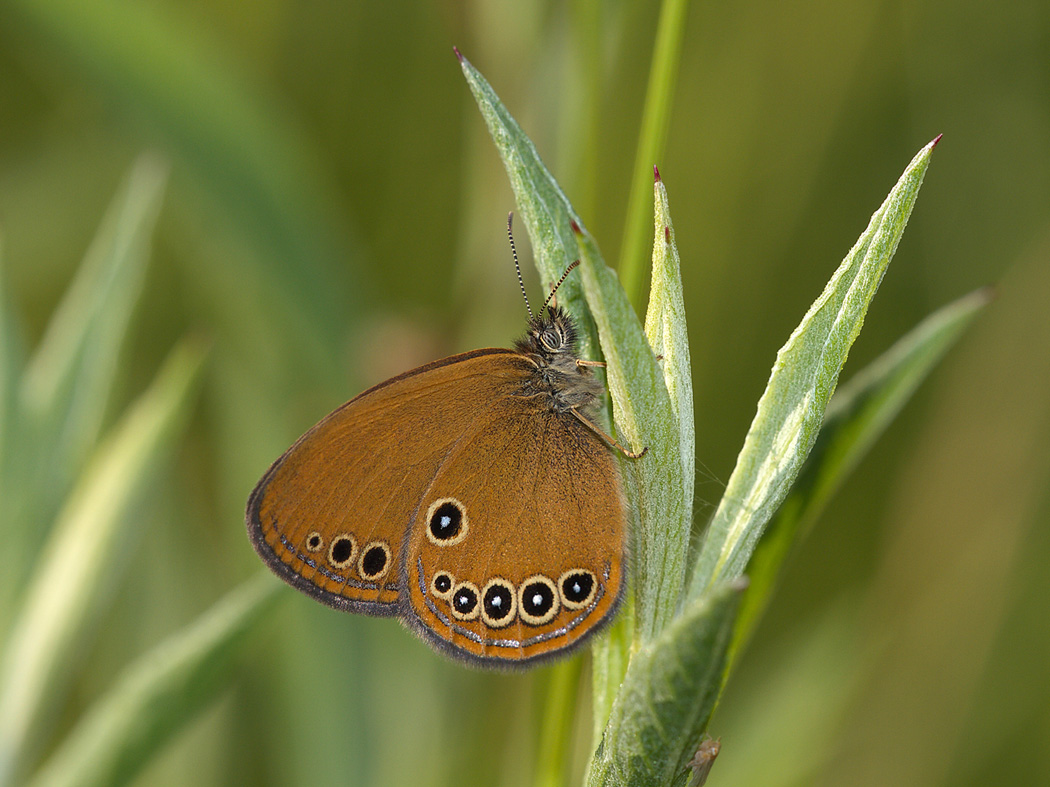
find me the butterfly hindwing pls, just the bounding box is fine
[402,366,627,665]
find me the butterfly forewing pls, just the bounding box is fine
[247,349,523,615]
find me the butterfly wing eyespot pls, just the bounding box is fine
[327,534,358,568]
[558,568,597,610]
[449,581,481,621]
[425,498,469,546]
[430,571,455,600]
[517,574,560,626]
[358,540,392,581]
[480,578,517,628]
[305,532,324,553]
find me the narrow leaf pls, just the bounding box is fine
[587,580,745,787]
[575,232,690,643]
[0,340,207,784]
[644,173,695,539]
[11,155,168,539]
[26,575,281,787]
[688,137,940,599]
[731,288,991,662]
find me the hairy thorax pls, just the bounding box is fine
[514,306,605,415]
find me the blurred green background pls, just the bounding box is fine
[1,0,1047,785]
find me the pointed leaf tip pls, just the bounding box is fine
[665,226,670,243]
[932,133,943,148]
[654,164,661,182]
[453,46,463,61]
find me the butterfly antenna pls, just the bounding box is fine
[542,260,580,314]
[507,212,533,320]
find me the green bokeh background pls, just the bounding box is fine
[1,1,1047,785]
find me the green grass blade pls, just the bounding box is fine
[6,0,354,356]
[586,580,745,787]
[0,340,207,784]
[730,287,992,673]
[25,575,281,787]
[11,156,168,540]
[574,227,690,642]
[459,52,693,736]
[533,658,584,787]
[644,172,694,540]
[0,239,25,482]
[688,137,940,600]
[618,0,691,309]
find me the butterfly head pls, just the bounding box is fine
[520,305,579,359]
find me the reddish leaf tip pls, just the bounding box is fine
[665,226,670,243]
[653,164,661,182]
[570,220,581,235]
[931,133,943,148]
[453,46,463,61]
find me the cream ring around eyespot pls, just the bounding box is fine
[358,540,392,581]
[425,497,470,547]
[518,574,560,626]
[449,581,481,621]
[480,577,517,629]
[304,532,325,553]
[327,533,358,569]
[430,570,455,600]
[558,568,598,610]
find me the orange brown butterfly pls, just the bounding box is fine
[247,215,644,666]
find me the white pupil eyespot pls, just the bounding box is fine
[532,593,543,605]
[441,516,451,526]
[572,582,581,592]
[492,597,502,607]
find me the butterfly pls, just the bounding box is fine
[246,218,642,666]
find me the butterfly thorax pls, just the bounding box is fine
[513,305,604,415]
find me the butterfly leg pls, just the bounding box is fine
[577,356,662,368]
[570,407,647,459]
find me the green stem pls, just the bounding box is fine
[617,0,691,310]
[533,659,584,787]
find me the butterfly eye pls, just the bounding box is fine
[304,532,324,553]
[327,534,358,569]
[480,578,517,628]
[450,581,481,621]
[539,329,563,352]
[358,540,392,581]
[558,569,597,609]
[425,498,470,546]
[430,571,455,600]
[518,575,560,626]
